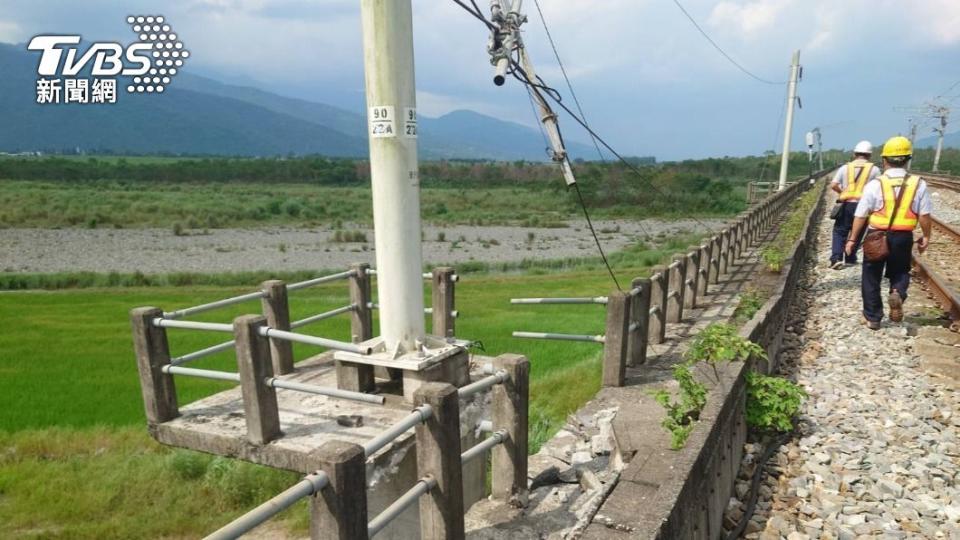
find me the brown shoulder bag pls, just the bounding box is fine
[860,176,913,262]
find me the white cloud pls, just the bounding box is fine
[708,0,790,39]
[0,19,24,43]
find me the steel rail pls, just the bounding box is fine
[153,318,234,333]
[460,429,507,465]
[512,331,605,343]
[162,291,265,320]
[510,296,608,305]
[204,472,329,540]
[289,304,356,330]
[932,216,960,244]
[457,371,508,399]
[170,339,235,366]
[258,327,371,355]
[265,377,385,405]
[286,269,357,292]
[162,365,241,382]
[367,476,436,537]
[362,405,433,458]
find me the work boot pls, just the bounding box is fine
[889,290,903,323]
[862,317,881,331]
[831,260,844,270]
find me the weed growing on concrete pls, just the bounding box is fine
[653,363,707,450]
[732,290,768,324]
[685,323,766,381]
[744,372,806,432]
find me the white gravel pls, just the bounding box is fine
[0,219,723,274]
[930,187,960,225]
[726,196,960,539]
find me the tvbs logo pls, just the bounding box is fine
[27,15,189,105]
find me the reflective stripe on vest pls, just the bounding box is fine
[868,175,919,231]
[838,160,872,201]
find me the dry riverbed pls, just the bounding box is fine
[0,219,723,274]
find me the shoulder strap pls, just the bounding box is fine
[885,175,913,229]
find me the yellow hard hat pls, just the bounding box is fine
[881,136,912,158]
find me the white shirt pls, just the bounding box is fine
[831,160,880,191]
[853,168,933,219]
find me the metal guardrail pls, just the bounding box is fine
[510,296,608,305]
[512,331,605,343]
[257,326,371,355]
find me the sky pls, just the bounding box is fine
[1,0,958,161]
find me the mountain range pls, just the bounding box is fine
[0,42,594,161]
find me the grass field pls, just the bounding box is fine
[0,179,590,229]
[0,253,687,538]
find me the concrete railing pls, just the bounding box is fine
[511,171,828,387]
[202,353,529,540]
[130,265,460,436]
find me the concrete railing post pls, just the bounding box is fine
[310,441,368,540]
[130,307,178,424]
[666,255,686,323]
[697,244,710,298]
[628,277,651,366]
[683,249,699,310]
[432,267,456,338]
[721,229,733,275]
[349,263,374,342]
[414,383,465,540]
[710,236,721,284]
[648,267,668,344]
[261,280,294,375]
[234,314,281,445]
[340,263,377,390]
[492,354,529,506]
[602,291,631,387]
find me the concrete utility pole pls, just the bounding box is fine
[360,0,425,353]
[933,108,949,172]
[777,50,801,191]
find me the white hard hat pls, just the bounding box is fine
[853,140,873,154]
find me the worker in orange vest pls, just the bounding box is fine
[846,136,933,330]
[829,140,880,269]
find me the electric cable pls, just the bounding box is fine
[573,181,622,290]
[531,0,653,244]
[670,0,786,85]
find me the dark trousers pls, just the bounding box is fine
[861,231,913,322]
[830,201,862,263]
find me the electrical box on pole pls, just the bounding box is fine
[777,50,801,191]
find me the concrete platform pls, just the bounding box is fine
[153,352,492,539]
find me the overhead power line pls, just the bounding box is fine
[670,0,786,85]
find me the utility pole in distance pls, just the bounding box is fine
[777,50,801,191]
[932,106,949,172]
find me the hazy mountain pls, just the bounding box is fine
[0,43,593,160]
[916,130,960,150]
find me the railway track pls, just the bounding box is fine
[912,215,960,330]
[920,171,960,194]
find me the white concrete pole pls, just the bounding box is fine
[360,0,425,353]
[777,50,801,191]
[933,114,947,172]
[817,132,823,171]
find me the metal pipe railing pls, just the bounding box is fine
[162,291,266,320]
[286,269,357,292]
[258,327,371,355]
[363,405,433,458]
[367,302,458,318]
[628,322,640,333]
[367,476,436,537]
[204,472,329,540]
[458,371,508,399]
[162,365,241,382]
[266,377,384,405]
[289,304,356,330]
[153,319,234,333]
[649,306,661,316]
[366,268,460,282]
[461,429,507,465]
[170,339,235,366]
[510,296,608,305]
[512,331,605,344]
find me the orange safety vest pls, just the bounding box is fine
[868,174,919,231]
[838,160,873,201]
